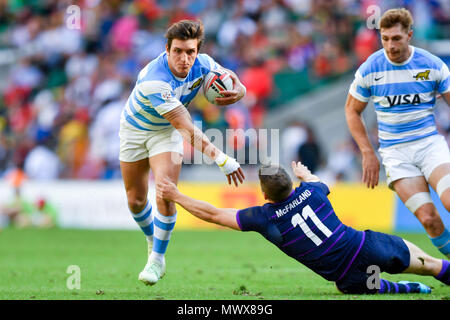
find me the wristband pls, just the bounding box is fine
[215,152,228,167]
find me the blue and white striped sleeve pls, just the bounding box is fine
[137,80,182,115]
[349,69,371,102]
[438,63,450,94]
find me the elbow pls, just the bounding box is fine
[202,210,223,226]
[345,107,361,124]
[170,118,186,130]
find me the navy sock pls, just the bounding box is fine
[378,279,408,294]
[434,260,450,285]
[377,279,426,294]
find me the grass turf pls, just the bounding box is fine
[0,228,448,300]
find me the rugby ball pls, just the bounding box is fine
[202,69,233,104]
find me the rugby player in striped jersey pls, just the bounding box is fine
[119,20,246,286]
[345,8,450,258]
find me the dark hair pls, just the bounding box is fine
[165,20,204,51]
[258,165,293,203]
[380,8,414,32]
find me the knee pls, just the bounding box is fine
[127,194,148,214]
[415,207,442,232]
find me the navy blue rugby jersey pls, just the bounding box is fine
[236,182,365,282]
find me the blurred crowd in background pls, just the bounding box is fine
[0,0,449,187]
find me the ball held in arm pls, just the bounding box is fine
[203,69,234,104]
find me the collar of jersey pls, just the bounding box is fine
[383,45,415,66]
[267,188,297,207]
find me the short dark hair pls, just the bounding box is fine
[380,8,414,32]
[258,165,293,203]
[165,19,204,51]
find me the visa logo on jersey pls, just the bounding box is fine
[386,93,421,107]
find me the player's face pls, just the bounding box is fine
[380,24,412,63]
[166,39,199,78]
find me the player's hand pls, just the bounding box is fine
[291,161,310,179]
[156,178,180,202]
[215,72,245,106]
[291,161,320,182]
[215,153,245,187]
[226,167,245,187]
[361,151,380,189]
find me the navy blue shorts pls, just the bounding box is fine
[335,230,410,294]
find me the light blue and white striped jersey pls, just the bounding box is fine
[349,46,450,148]
[122,52,221,131]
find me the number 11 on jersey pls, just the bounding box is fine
[291,205,332,246]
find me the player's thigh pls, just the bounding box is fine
[428,163,450,188]
[366,230,410,273]
[392,175,430,203]
[379,146,420,190]
[119,118,152,207]
[428,163,450,207]
[418,135,450,200]
[147,127,184,184]
[149,152,183,183]
[418,134,450,183]
[120,158,150,208]
[392,176,439,222]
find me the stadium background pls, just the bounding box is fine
[0,0,449,234]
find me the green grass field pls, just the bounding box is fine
[0,228,448,300]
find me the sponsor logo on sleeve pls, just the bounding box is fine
[161,90,172,101]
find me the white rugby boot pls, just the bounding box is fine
[138,258,166,286]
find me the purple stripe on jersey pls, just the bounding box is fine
[297,223,343,259]
[314,202,326,213]
[336,231,366,282]
[282,209,335,247]
[319,230,346,257]
[296,247,317,259]
[236,210,243,231]
[281,226,294,236]
[386,279,390,293]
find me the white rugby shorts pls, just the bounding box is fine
[119,118,183,162]
[379,134,450,189]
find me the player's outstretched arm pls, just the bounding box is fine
[344,93,380,189]
[164,105,245,187]
[291,161,321,183]
[215,68,246,106]
[156,178,240,230]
